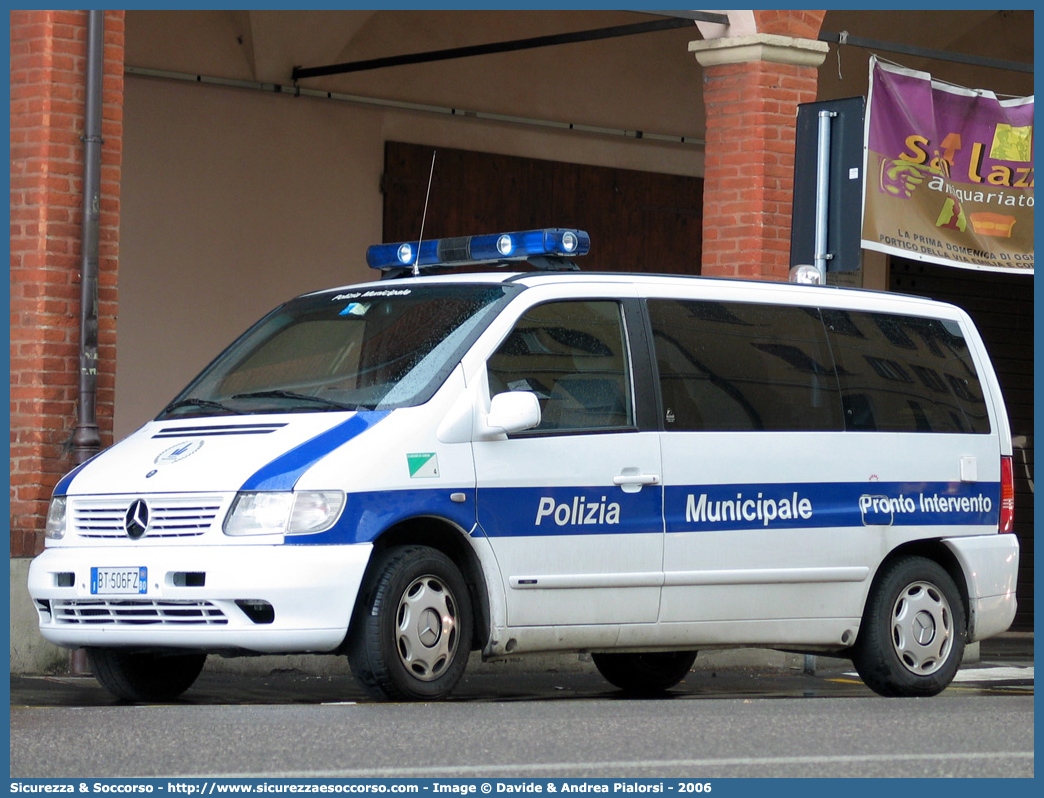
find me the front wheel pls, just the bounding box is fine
[592,651,697,695]
[86,648,207,702]
[347,545,473,701]
[852,556,966,697]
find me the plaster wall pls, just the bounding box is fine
[117,10,706,436]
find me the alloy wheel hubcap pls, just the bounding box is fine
[890,581,953,676]
[395,575,459,681]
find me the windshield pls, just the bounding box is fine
[160,284,515,418]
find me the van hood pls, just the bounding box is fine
[58,411,390,497]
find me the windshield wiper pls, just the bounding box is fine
[231,390,357,411]
[161,397,244,416]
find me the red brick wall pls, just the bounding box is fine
[753,10,827,39]
[700,59,821,281]
[9,10,125,557]
[699,12,826,281]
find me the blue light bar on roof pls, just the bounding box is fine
[366,228,590,273]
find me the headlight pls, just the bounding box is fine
[223,491,345,537]
[288,491,347,535]
[45,496,67,540]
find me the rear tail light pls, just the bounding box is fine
[1000,455,1015,533]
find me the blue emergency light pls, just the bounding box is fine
[366,228,590,274]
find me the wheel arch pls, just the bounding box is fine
[346,515,491,653]
[861,539,971,636]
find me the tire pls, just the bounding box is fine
[592,651,697,695]
[853,556,966,697]
[348,545,473,701]
[86,648,207,702]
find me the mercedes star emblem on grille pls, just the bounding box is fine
[124,499,150,540]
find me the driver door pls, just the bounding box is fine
[473,296,663,627]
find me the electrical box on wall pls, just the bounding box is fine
[790,97,866,275]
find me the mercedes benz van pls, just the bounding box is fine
[28,228,1018,702]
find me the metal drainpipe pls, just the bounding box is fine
[70,9,104,678]
[72,10,104,467]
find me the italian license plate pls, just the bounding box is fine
[91,566,147,595]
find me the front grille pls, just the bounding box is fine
[72,496,224,538]
[52,599,228,626]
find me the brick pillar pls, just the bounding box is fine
[691,33,828,280]
[10,10,125,557]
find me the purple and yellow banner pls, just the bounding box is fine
[862,56,1033,274]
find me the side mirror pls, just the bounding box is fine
[482,391,541,438]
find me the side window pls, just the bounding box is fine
[648,299,844,432]
[487,300,634,433]
[823,311,990,433]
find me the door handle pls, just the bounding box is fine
[613,474,661,486]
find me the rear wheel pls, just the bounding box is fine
[348,545,473,701]
[592,651,697,695]
[853,556,966,697]
[86,648,207,702]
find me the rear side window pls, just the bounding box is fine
[487,300,634,433]
[647,297,990,435]
[823,310,990,433]
[648,299,844,432]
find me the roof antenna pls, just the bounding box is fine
[413,149,436,277]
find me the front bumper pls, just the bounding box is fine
[27,542,373,653]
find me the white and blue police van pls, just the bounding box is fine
[28,228,1019,702]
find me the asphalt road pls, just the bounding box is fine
[10,651,1034,779]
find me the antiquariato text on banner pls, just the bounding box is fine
[861,55,1033,275]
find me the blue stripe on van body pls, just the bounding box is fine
[664,481,1001,533]
[478,486,663,538]
[240,410,390,492]
[53,457,97,496]
[283,486,477,546]
[284,479,1000,546]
